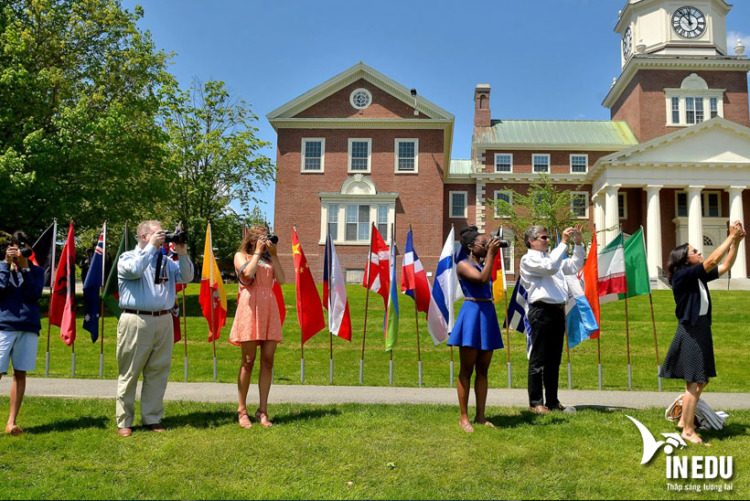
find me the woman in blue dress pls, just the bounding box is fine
[448,226,504,432]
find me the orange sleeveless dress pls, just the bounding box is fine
[229,259,282,345]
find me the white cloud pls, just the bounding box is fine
[726,31,750,54]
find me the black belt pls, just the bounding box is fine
[123,308,171,317]
[530,302,565,310]
[465,297,493,303]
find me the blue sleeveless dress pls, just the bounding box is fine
[447,260,504,351]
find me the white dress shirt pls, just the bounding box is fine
[520,242,585,305]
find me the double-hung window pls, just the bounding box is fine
[301,138,325,172]
[395,139,418,173]
[348,139,372,173]
[494,153,513,173]
[532,154,550,174]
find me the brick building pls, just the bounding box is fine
[269,0,750,287]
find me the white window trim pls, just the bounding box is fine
[664,90,724,126]
[618,192,628,220]
[569,154,588,174]
[319,199,396,246]
[449,191,468,219]
[501,243,515,275]
[493,190,513,218]
[674,190,722,218]
[571,191,590,219]
[675,191,688,217]
[532,154,550,174]
[301,138,325,173]
[702,190,722,218]
[394,138,419,174]
[348,138,372,174]
[494,153,513,173]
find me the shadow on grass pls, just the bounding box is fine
[161,407,342,429]
[703,421,750,441]
[24,415,109,434]
[271,407,342,425]
[486,405,625,429]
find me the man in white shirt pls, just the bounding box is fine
[520,225,584,415]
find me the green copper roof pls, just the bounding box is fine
[449,159,472,175]
[474,120,638,148]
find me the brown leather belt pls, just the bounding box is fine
[123,308,171,317]
[465,298,493,303]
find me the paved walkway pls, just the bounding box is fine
[2,377,750,410]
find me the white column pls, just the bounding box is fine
[645,186,663,279]
[727,186,747,278]
[687,186,704,254]
[593,194,605,251]
[604,185,619,245]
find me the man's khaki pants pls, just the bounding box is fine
[116,312,173,428]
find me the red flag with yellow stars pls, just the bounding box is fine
[293,229,325,344]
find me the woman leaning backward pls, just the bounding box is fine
[661,220,745,446]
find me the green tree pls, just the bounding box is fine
[0,0,173,236]
[160,79,275,262]
[490,175,587,249]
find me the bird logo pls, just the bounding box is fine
[627,415,687,464]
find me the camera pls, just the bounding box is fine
[12,233,33,258]
[491,236,511,249]
[164,222,187,245]
[267,234,279,245]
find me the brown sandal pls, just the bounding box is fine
[255,409,273,427]
[237,410,252,429]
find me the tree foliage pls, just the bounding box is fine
[0,0,173,236]
[160,79,275,262]
[490,176,587,249]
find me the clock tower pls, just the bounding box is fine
[604,0,750,142]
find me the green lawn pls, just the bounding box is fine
[0,398,747,500]
[33,285,750,392]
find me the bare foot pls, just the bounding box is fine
[677,420,684,429]
[459,420,474,433]
[474,419,496,428]
[255,409,273,428]
[237,410,252,429]
[4,424,23,436]
[682,431,711,447]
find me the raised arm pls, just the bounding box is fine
[711,221,746,276]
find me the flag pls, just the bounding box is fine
[273,281,286,327]
[618,227,651,299]
[323,234,352,341]
[503,278,532,358]
[31,221,56,287]
[161,243,186,343]
[565,274,600,349]
[428,228,458,344]
[580,228,601,340]
[363,224,389,307]
[598,232,627,301]
[293,229,325,344]
[491,231,507,303]
[102,223,137,318]
[49,221,76,346]
[384,237,399,351]
[401,229,431,313]
[83,224,106,342]
[162,243,187,293]
[199,222,227,342]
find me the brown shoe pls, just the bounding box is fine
[146,423,166,432]
[529,405,550,415]
[117,427,132,437]
[547,403,566,412]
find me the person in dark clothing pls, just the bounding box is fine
[0,231,45,436]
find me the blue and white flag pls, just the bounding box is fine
[83,223,106,342]
[565,275,599,349]
[428,228,458,344]
[503,278,532,358]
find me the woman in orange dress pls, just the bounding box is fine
[230,226,285,428]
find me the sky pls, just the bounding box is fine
[121,0,750,220]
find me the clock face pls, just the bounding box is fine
[622,27,633,58]
[672,6,706,39]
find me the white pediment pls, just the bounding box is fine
[600,117,750,166]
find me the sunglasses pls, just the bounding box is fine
[535,235,551,241]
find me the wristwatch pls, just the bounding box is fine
[21,268,30,273]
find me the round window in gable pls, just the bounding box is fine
[350,88,372,110]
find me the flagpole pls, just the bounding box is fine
[504,287,511,388]
[327,223,334,384]
[182,287,188,381]
[449,225,454,387]
[292,225,306,383]
[389,222,395,386]
[45,218,58,376]
[71,340,75,377]
[208,222,217,381]
[624,297,632,389]
[597,338,602,390]
[449,346,454,387]
[565,322,572,390]
[99,221,107,378]
[360,223,375,384]
[649,293,662,391]
[410,226,423,387]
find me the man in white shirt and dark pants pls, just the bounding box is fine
[520,225,584,415]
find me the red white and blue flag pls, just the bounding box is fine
[83,224,106,342]
[401,229,431,313]
[323,234,352,341]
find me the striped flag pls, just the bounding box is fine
[503,278,532,358]
[598,232,627,302]
[565,274,600,349]
[323,234,352,341]
[618,227,651,299]
[401,229,430,313]
[384,237,399,351]
[363,225,389,307]
[199,222,227,341]
[102,223,137,318]
[428,228,458,344]
[580,228,601,339]
[83,223,106,342]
